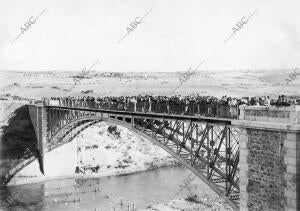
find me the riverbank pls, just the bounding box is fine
[7,162,179,187]
[141,197,233,211]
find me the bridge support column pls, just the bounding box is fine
[237,127,249,210]
[233,105,300,211]
[28,104,48,175]
[284,131,300,210]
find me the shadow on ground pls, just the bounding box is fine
[0,181,46,211]
[0,105,40,185]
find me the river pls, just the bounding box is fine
[0,166,218,211]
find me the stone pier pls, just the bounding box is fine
[28,104,48,175]
[233,105,300,210]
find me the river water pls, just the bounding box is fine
[0,166,218,211]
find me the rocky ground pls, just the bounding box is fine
[140,195,233,211]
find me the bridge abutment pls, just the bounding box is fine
[233,105,300,210]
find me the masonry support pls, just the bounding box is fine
[233,105,300,211]
[28,104,48,175]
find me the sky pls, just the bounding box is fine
[0,0,299,72]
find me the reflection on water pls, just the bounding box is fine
[0,167,217,211]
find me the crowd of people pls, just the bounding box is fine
[47,94,297,119]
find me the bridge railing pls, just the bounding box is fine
[48,99,239,119]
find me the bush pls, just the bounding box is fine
[107,125,120,138]
[186,194,201,203]
[107,125,117,134]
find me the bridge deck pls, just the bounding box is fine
[47,105,233,124]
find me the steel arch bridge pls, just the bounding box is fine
[5,105,241,210]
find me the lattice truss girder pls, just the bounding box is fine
[133,117,240,202]
[47,108,97,144]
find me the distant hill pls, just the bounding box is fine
[0,69,299,98]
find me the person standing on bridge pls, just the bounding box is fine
[148,95,152,113]
[131,97,137,112]
[229,98,238,119]
[264,96,271,106]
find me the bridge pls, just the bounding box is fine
[4,101,300,211]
